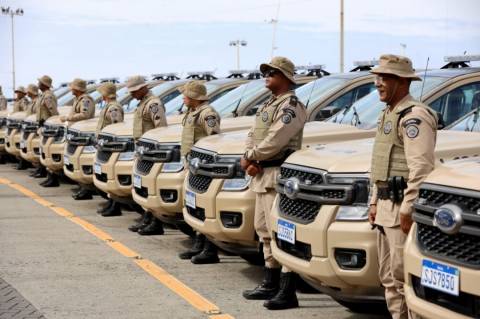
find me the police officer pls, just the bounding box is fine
[25,84,39,116]
[174,81,221,264]
[0,85,7,111]
[13,86,29,113]
[36,75,59,182]
[118,76,166,235]
[368,54,437,319]
[94,83,125,212]
[241,57,306,310]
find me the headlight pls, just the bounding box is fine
[161,162,184,173]
[222,175,251,191]
[335,205,369,221]
[83,145,97,154]
[118,151,135,161]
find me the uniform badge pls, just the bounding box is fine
[406,125,419,138]
[282,114,292,124]
[188,117,193,124]
[150,103,159,114]
[262,111,269,122]
[205,115,217,128]
[383,121,393,134]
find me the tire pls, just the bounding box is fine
[335,299,389,315]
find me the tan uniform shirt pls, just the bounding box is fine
[133,92,167,139]
[13,96,29,113]
[96,100,124,134]
[36,90,59,122]
[67,93,95,122]
[245,91,306,193]
[0,94,6,111]
[25,97,38,116]
[370,95,437,227]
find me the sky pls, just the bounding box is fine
[0,0,479,97]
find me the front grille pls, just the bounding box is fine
[95,173,107,182]
[274,232,312,261]
[414,185,480,268]
[412,276,480,317]
[190,149,215,164]
[416,223,480,268]
[278,194,321,224]
[280,166,324,184]
[96,150,112,163]
[136,160,155,175]
[66,143,78,155]
[97,133,115,143]
[188,173,212,193]
[136,139,156,150]
[186,206,206,221]
[134,186,149,198]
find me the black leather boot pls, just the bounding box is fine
[263,272,299,310]
[32,166,47,178]
[40,172,59,187]
[243,267,281,300]
[179,233,205,260]
[137,218,164,236]
[16,159,29,170]
[72,187,93,200]
[101,200,122,217]
[129,211,153,232]
[191,239,220,264]
[97,199,113,214]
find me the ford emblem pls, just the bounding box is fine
[284,177,300,200]
[433,204,463,235]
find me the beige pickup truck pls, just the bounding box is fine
[5,111,28,159]
[0,110,7,155]
[19,114,41,164]
[404,158,480,319]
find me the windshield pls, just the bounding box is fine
[211,80,267,116]
[296,77,349,109]
[165,82,221,115]
[448,109,480,132]
[54,87,70,98]
[123,82,182,113]
[327,76,448,129]
[57,92,74,106]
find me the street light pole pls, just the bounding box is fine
[1,6,24,96]
[229,40,248,69]
[339,0,344,73]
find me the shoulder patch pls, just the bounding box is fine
[149,103,159,114]
[281,113,292,124]
[289,95,298,107]
[405,125,419,139]
[207,117,217,128]
[283,108,296,118]
[403,118,422,127]
[205,115,217,122]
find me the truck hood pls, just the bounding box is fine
[0,110,8,118]
[286,130,480,174]
[70,117,99,133]
[141,116,254,144]
[194,121,374,155]
[8,111,28,120]
[424,158,480,191]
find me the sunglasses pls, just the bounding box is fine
[263,69,279,78]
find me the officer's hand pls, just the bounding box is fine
[400,214,414,234]
[60,115,66,122]
[368,205,377,225]
[240,158,251,171]
[246,164,262,177]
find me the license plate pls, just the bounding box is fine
[94,162,102,175]
[277,219,296,244]
[20,140,25,149]
[64,155,70,165]
[133,174,142,189]
[185,190,196,209]
[421,259,459,296]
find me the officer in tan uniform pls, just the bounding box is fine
[94,83,125,212]
[25,84,39,116]
[241,57,306,310]
[174,81,221,264]
[0,85,7,111]
[367,54,437,319]
[13,86,29,113]
[35,75,58,182]
[60,78,95,123]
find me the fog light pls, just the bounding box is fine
[52,154,62,162]
[82,165,93,175]
[220,211,243,228]
[118,174,131,186]
[334,248,366,270]
[160,189,178,203]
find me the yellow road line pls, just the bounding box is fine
[0,178,231,318]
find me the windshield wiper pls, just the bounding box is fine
[465,108,479,132]
[351,106,362,127]
[231,84,250,117]
[304,80,318,108]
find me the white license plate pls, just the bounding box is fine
[133,174,142,189]
[185,190,196,209]
[277,219,296,244]
[421,259,459,296]
[64,155,70,165]
[94,162,102,175]
[20,140,25,149]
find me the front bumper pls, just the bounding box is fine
[404,223,479,319]
[63,145,95,185]
[20,133,40,163]
[182,177,258,253]
[270,201,383,303]
[40,137,65,173]
[0,129,6,152]
[5,130,22,157]
[93,153,133,199]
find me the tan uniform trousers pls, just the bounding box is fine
[376,199,408,319]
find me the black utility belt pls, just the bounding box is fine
[376,176,408,203]
[258,158,285,168]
